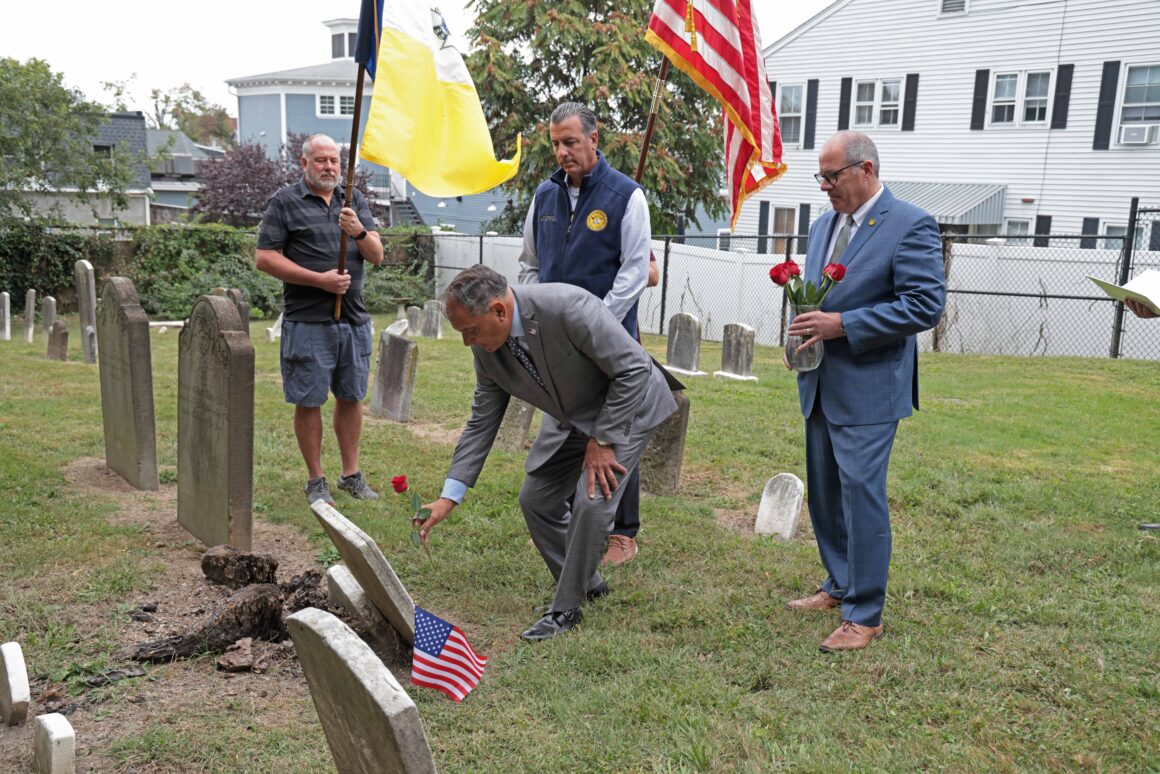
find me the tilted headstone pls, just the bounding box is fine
[1,291,10,341]
[286,607,436,774]
[75,260,98,363]
[98,278,159,491]
[34,713,76,774]
[46,320,69,361]
[714,323,758,381]
[406,305,422,335]
[369,332,418,423]
[640,390,691,494]
[1,640,30,725]
[310,501,415,645]
[326,564,406,663]
[385,318,408,337]
[495,398,538,453]
[178,295,254,549]
[41,296,57,342]
[24,289,37,344]
[213,287,250,329]
[420,300,443,339]
[265,312,284,343]
[664,313,705,376]
[755,473,804,541]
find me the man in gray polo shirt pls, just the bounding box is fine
[256,134,384,505]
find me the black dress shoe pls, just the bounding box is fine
[520,608,582,642]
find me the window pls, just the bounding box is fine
[332,33,344,59]
[941,0,967,13]
[1005,218,1030,242]
[93,144,113,158]
[339,96,355,115]
[990,71,1052,126]
[992,73,1017,123]
[1103,224,1146,251]
[880,79,901,126]
[779,85,802,145]
[772,207,796,256]
[849,79,901,129]
[853,82,875,126]
[319,95,335,115]
[1121,64,1160,124]
[1023,72,1050,122]
[716,228,732,251]
[348,32,357,57]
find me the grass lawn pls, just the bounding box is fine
[1,315,1157,772]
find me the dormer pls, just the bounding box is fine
[324,18,359,60]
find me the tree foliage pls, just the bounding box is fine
[149,84,235,148]
[465,0,725,233]
[0,58,139,219]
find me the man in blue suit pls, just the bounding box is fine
[784,131,945,652]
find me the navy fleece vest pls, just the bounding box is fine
[532,152,642,337]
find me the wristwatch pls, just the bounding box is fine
[353,229,368,241]
[595,438,614,448]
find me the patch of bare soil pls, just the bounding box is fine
[714,507,758,535]
[402,421,463,446]
[0,458,339,772]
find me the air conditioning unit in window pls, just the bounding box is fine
[1118,124,1159,145]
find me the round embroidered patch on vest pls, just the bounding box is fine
[586,210,609,232]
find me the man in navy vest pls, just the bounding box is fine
[517,102,651,565]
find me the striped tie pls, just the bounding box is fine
[830,214,855,263]
[506,336,544,388]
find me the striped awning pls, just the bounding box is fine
[882,181,1007,226]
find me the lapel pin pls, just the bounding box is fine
[868,218,877,226]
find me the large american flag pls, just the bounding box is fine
[412,606,488,702]
[645,0,785,229]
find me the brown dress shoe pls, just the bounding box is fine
[819,620,884,652]
[785,590,841,611]
[602,534,638,565]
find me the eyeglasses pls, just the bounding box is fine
[813,161,865,186]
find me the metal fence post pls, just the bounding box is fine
[659,236,671,337]
[478,234,484,265]
[1109,196,1139,358]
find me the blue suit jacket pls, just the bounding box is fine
[797,186,945,426]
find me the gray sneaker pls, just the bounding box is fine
[337,471,380,500]
[305,477,334,506]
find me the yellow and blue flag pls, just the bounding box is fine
[354,0,521,197]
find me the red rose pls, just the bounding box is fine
[769,264,788,285]
[391,475,408,494]
[783,260,802,279]
[823,263,847,282]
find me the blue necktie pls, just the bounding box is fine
[506,336,544,388]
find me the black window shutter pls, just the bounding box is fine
[1080,217,1099,249]
[803,79,819,149]
[1151,222,1160,251]
[902,74,920,131]
[1093,61,1121,150]
[758,201,771,254]
[769,80,777,102]
[838,78,852,131]
[970,69,989,130]
[797,204,811,255]
[1033,215,1052,248]
[1050,64,1074,129]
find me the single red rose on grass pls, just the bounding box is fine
[822,263,847,282]
[391,475,408,494]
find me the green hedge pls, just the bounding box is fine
[0,223,114,312]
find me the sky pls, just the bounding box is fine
[2,1,832,121]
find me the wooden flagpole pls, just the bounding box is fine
[633,58,670,183]
[334,62,368,320]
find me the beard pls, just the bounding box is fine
[305,168,339,193]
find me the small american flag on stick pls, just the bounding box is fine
[412,606,488,702]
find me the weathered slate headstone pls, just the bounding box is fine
[24,289,37,344]
[41,296,57,342]
[265,312,284,343]
[212,287,250,329]
[1,641,30,725]
[178,294,254,549]
[420,300,443,339]
[75,260,98,363]
[1,291,10,341]
[406,305,422,334]
[369,332,418,422]
[495,398,537,453]
[310,501,415,645]
[755,473,804,541]
[640,390,691,494]
[326,564,406,663]
[385,318,408,337]
[714,322,758,381]
[664,313,705,376]
[286,607,436,774]
[98,278,159,491]
[46,321,69,361]
[34,713,76,774]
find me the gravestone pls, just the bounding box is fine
[406,305,422,335]
[495,398,537,453]
[1,291,9,341]
[178,294,254,549]
[286,608,437,774]
[420,300,443,339]
[265,312,283,343]
[213,287,250,328]
[1,640,30,725]
[34,713,76,774]
[46,321,69,361]
[41,296,57,343]
[640,390,691,494]
[98,278,159,490]
[714,323,758,381]
[326,564,406,663]
[310,501,415,645]
[385,318,408,337]
[369,332,418,422]
[75,260,98,363]
[755,473,804,541]
[24,289,36,344]
[664,313,705,376]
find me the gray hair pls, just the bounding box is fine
[442,265,509,315]
[301,134,337,159]
[550,102,598,135]
[833,131,880,176]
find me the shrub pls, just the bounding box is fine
[0,222,114,310]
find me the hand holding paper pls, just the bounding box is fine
[1088,270,1160,316]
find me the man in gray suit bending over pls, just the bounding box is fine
[417,265,678,642]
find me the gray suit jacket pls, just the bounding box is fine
[447,283,678,486]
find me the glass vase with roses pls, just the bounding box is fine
[769,260,847,372]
